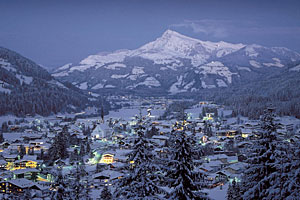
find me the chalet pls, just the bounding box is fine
[0,160,7,170]
[216,130,238,138]
[13,159,38,170]
[3,154,19,163]
[216,171,230,181]
[93,170,123,183]
[12,168,39,180]
[154,148,169,158]
[99,153,114,164]
[240,128,252,138]
[0,178,41,194]
[225,162,247,174]
[151,135,169,147]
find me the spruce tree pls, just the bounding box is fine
[241,107,279,199]
[51,166,69,200]
[165,129,208,200]
[68,162,89,200]
[101,185,112,200]
[115,125,163,199]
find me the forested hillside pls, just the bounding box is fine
[0,47,109,117]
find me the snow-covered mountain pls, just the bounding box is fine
[53,30,300,94]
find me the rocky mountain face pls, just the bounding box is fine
[52,30,300,95]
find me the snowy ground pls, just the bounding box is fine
[204,183,229,200]
[107,107,164,121]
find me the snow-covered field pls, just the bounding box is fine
[205,184,229,200]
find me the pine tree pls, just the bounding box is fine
[100,185,112,200]
[48,131,68,163]
[0,132,4,143]
[51,166,69,200]
[19,144,26,158]
[227,180,241,200]
[68,162,89,200]
[115,125,163,199]
[165,129,208,200]
[1,122,8,132]
[241,107,279,199]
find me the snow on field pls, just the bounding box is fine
[92,83,104,89]
[263,58,284,67]
[111,74,129,79]
[198,61,237,83]
[0,87,11,94]
[289,64,300,72]
[104,63,126,70]
[52,71,70,77]
[245,44,261,57]
[249,60,261,68]
[107,107,164,121]
[79,82,88,90]
[204,183,229,200]
[0,59,16,72]
[186,107,202,119]
[105,85,116,88]
[132,66,145,75]
[237,66,251,72]
[16,74,33,84]
[57,63,72,71]
[135,77,161,87]
[216,79,227,87]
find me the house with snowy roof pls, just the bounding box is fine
[0,178,42,194]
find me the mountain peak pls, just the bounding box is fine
[161,29,183,37]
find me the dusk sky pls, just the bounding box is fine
[0,0,300,69]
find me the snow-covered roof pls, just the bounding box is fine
[8,178,35,188]
[93,170,124,180]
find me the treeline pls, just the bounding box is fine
[0,46,110,117]
[186,71,300,119]
[0,80,109,117]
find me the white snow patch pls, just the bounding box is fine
[16,74,33,85]
[0,59,16,72]
[132,66,145,75]
[201,80,216,89]
[169,75,188,94]
[245,44,261,57]
[91,83,104,89]
[80,50,130,69]
[0,87,11,94]
[104,63,126,70]
[48,80,68,89]
[199,61,236,83]
[57,63,72,71]
[249,60,261,68]
[216,79,227,87]
[52,71,69,77]
[263,58,284,67]
[183,80,195,90]
[160,67,168,70]
[78,82,88,90]
[111,74,129,79]
[289,64,300,72]
[135,77,161,87]
[69,65,94,72]
[237,67,251,71]
[105,85,116,88]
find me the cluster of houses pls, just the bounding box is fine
[0,97,299,199]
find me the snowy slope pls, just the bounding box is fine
[52,30,300,94]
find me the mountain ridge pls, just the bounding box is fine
[52,30,300,95]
